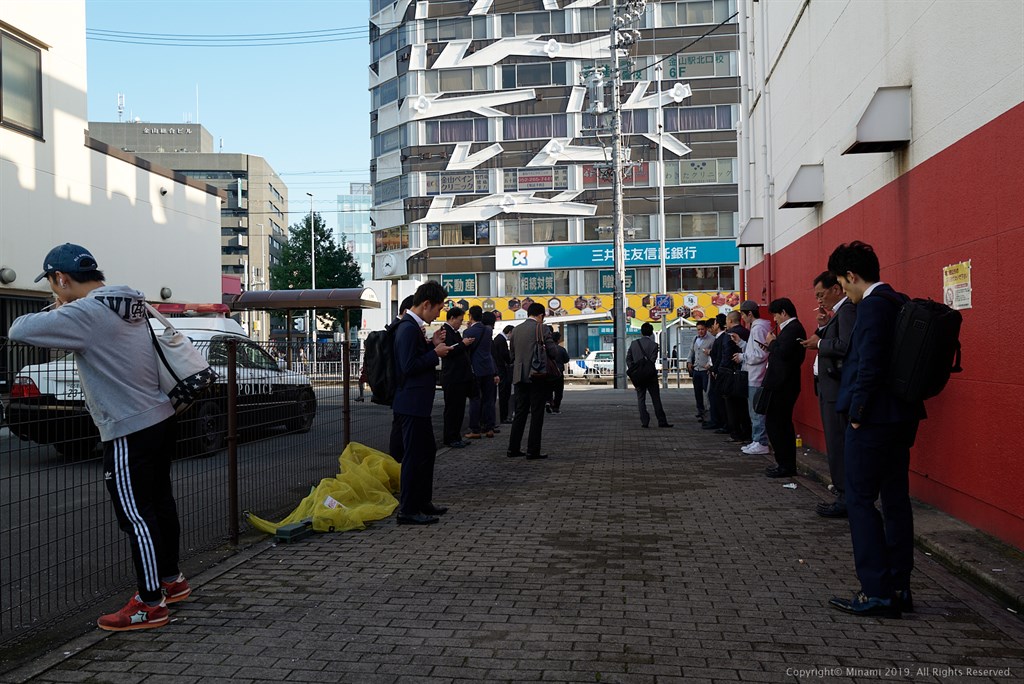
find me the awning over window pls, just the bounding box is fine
[737,217,763,248]
[779,164,824,208]
[842,86,912,155]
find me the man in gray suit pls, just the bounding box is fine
[507,303,559,460]
[803,271,856,518]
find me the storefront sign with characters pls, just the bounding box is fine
[443,291,742,323]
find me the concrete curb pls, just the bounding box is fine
[795,445,1023,616]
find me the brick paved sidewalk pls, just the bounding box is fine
[11,389,1024,683]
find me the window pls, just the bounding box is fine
[583,161,651,189]
[579,7,612,32]
[424,67,489,93]
[664,158,735,186]
[1,32,43,138]
[424,170,490,196]
[664,212,735,239]
[502,167,569,192]
[373,176,407,204]
[583,268,651,294]
[373,125,405,156]
[503,219,568,244]
[424,16,487,42]
[582,111,649,135]
[424,118,489,144]
[374,226,409,253]
[503,270,570,296]
[660,0,733,26]
[501,11,566,37]
[664,105,733,132]
[584,215,651,241]
[502,114,568,140]
[666,51,737,79]
[371,76,406,109]
[501,61,569,89]
[666,265,736,291]
[426,222,490,246]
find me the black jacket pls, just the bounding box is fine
[440,323,473,384]
[762,319,807,395]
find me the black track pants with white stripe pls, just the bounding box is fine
[103,416,181,604]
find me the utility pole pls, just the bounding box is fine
[608,0,645,389]
[610,0,627,389]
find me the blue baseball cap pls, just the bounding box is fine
[34,243,100,283]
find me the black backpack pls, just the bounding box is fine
[364,319,412,406]
[884,294,963,402]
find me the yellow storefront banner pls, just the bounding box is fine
[443,291,742,324]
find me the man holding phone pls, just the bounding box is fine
[732,301,772,455]
[392,281,455,525]
[802,271,856,518]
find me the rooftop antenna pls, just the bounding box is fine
[219,137,223,153]
[117,93,125,122]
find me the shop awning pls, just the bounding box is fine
[226,288,381,311]
[737,217,764,248]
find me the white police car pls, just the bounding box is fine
[4,304,316,458]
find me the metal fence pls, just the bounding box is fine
[0,338,392,648]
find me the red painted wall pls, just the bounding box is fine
[745,101,1024,549]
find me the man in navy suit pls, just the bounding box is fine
[392,281,453,525]
[761,298,807,478]
[827,241,926,617]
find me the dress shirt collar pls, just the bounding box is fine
[407,310,427,329]
[863,281,885,299]
[833,296,848,313]
[779,317,796,330]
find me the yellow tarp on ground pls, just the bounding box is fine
[247,442,401,534]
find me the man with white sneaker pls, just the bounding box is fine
[732,300,771,456]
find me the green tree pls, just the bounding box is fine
[270,211,363,330]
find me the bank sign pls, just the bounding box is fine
[495,240,738,271]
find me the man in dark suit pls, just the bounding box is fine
[392,281,453,525]
[439,306,475,448]
[507,303,559,459]
[702,315,729,431]
[465,306,499,438]
[493,324,514,423]
[762,298,807,478]
[802,271,856,518]
[388,295,414,462]
[827,241,926,618]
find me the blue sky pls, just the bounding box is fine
[85,0,373,235]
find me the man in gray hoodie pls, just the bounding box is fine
[9,243,190,631]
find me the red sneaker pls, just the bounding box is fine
[97,595,169,631]
[161,574,192,604]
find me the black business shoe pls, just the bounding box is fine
[816,502,848,518]
[658,423,673,428]
[701,423,722,430]
[445,441,468,449]
[397,513,439,526]
[507,450,525,458]
[714,428,730,435]
[828,592,901,618]
[641,424,649,428]
[764,466,796,478]
[526,453,548,460]
[421,503,448,516]
[895,589,914,613]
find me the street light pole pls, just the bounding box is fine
[307,192,316,371]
